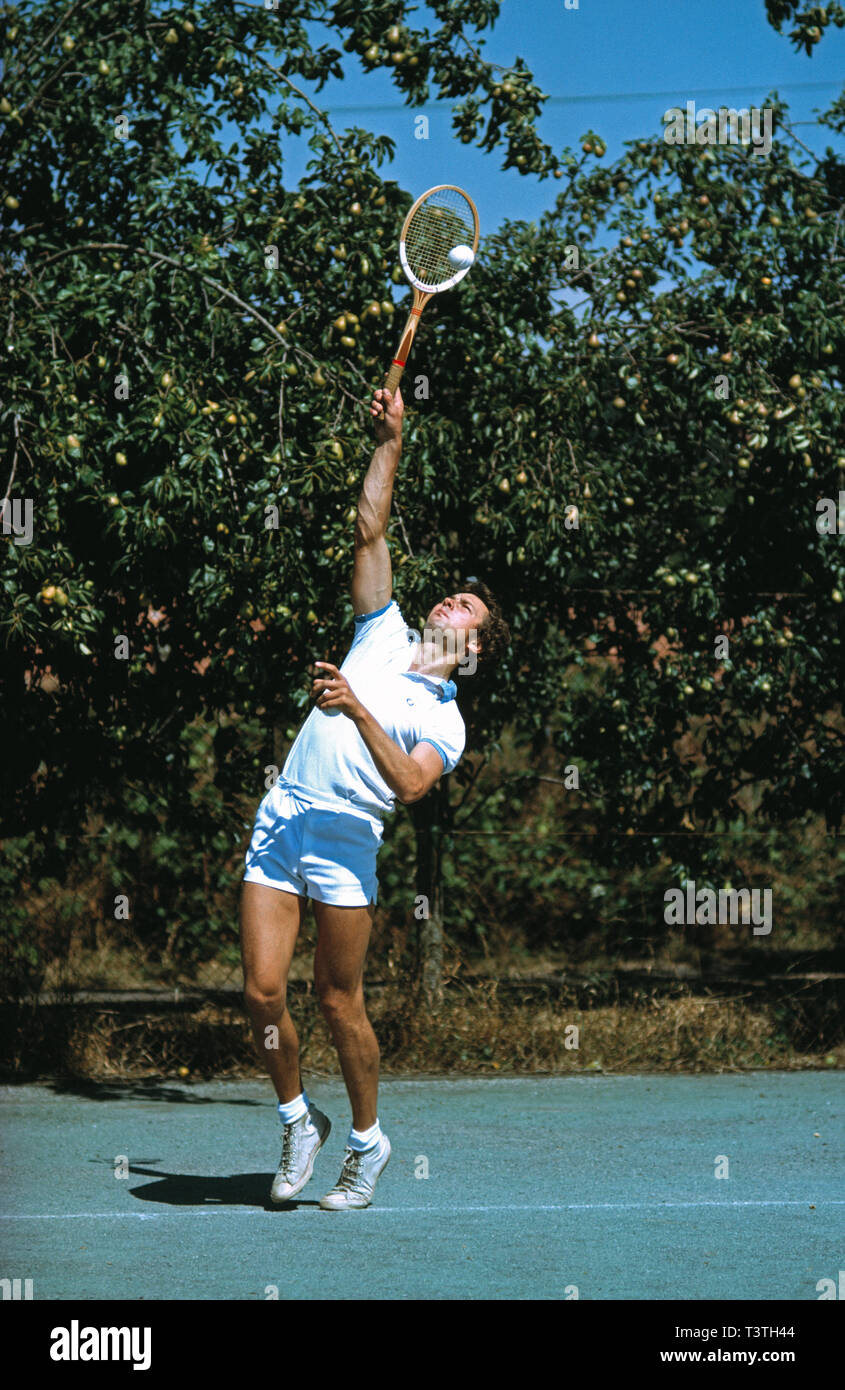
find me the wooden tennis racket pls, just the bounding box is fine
[381,184,479,401]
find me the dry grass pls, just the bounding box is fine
[6,985,841,1081]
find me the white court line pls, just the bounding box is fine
[1,1199,843,1219]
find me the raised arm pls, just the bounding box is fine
[351,388,404,617]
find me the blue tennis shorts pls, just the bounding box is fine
[243,782,383,907]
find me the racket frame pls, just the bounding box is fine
[383,184,479,395]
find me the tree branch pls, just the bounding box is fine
[244,47,345,157]
[0,413,22,525]
[37,242,289,347]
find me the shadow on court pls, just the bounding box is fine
[123,1165,317,1211]
[46,1078,266,1106]
[74,1159,289,1210]
[2,1074,842,1300]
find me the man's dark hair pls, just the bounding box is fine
[463,578,510,675]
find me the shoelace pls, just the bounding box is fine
[279,1122,300,1177]
[333,1146,369,1194]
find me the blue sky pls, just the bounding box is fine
[282,0,845,234]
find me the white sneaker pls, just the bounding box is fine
[270,1105,331,1203]
[319,1134,391,1210]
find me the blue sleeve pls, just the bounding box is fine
[418,738,447,771]
[353,601,394,626]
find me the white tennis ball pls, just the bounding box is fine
[448,243,475,269]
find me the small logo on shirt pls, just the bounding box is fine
[406,696,416,707]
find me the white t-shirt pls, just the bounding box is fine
[280,600,466,825]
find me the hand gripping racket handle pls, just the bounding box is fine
[384,296,426,392]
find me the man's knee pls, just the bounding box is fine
[317,983,364,1020]
[244,981,286,1019]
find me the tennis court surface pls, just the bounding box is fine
[2,1072,842,1300]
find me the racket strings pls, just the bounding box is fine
[405,188,476,288]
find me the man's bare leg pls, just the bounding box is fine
[240,881,306,1103]
[312,900,379,1131]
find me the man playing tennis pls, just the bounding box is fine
[240,384,509,1210]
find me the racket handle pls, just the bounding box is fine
[384,305,422,393]
[384,360,406,393]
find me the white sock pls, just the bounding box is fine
[278,1090,310,1125]
[348,1119,382,1152]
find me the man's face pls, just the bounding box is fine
[423,592,489,667]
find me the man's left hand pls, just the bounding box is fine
[311,662,363,719]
